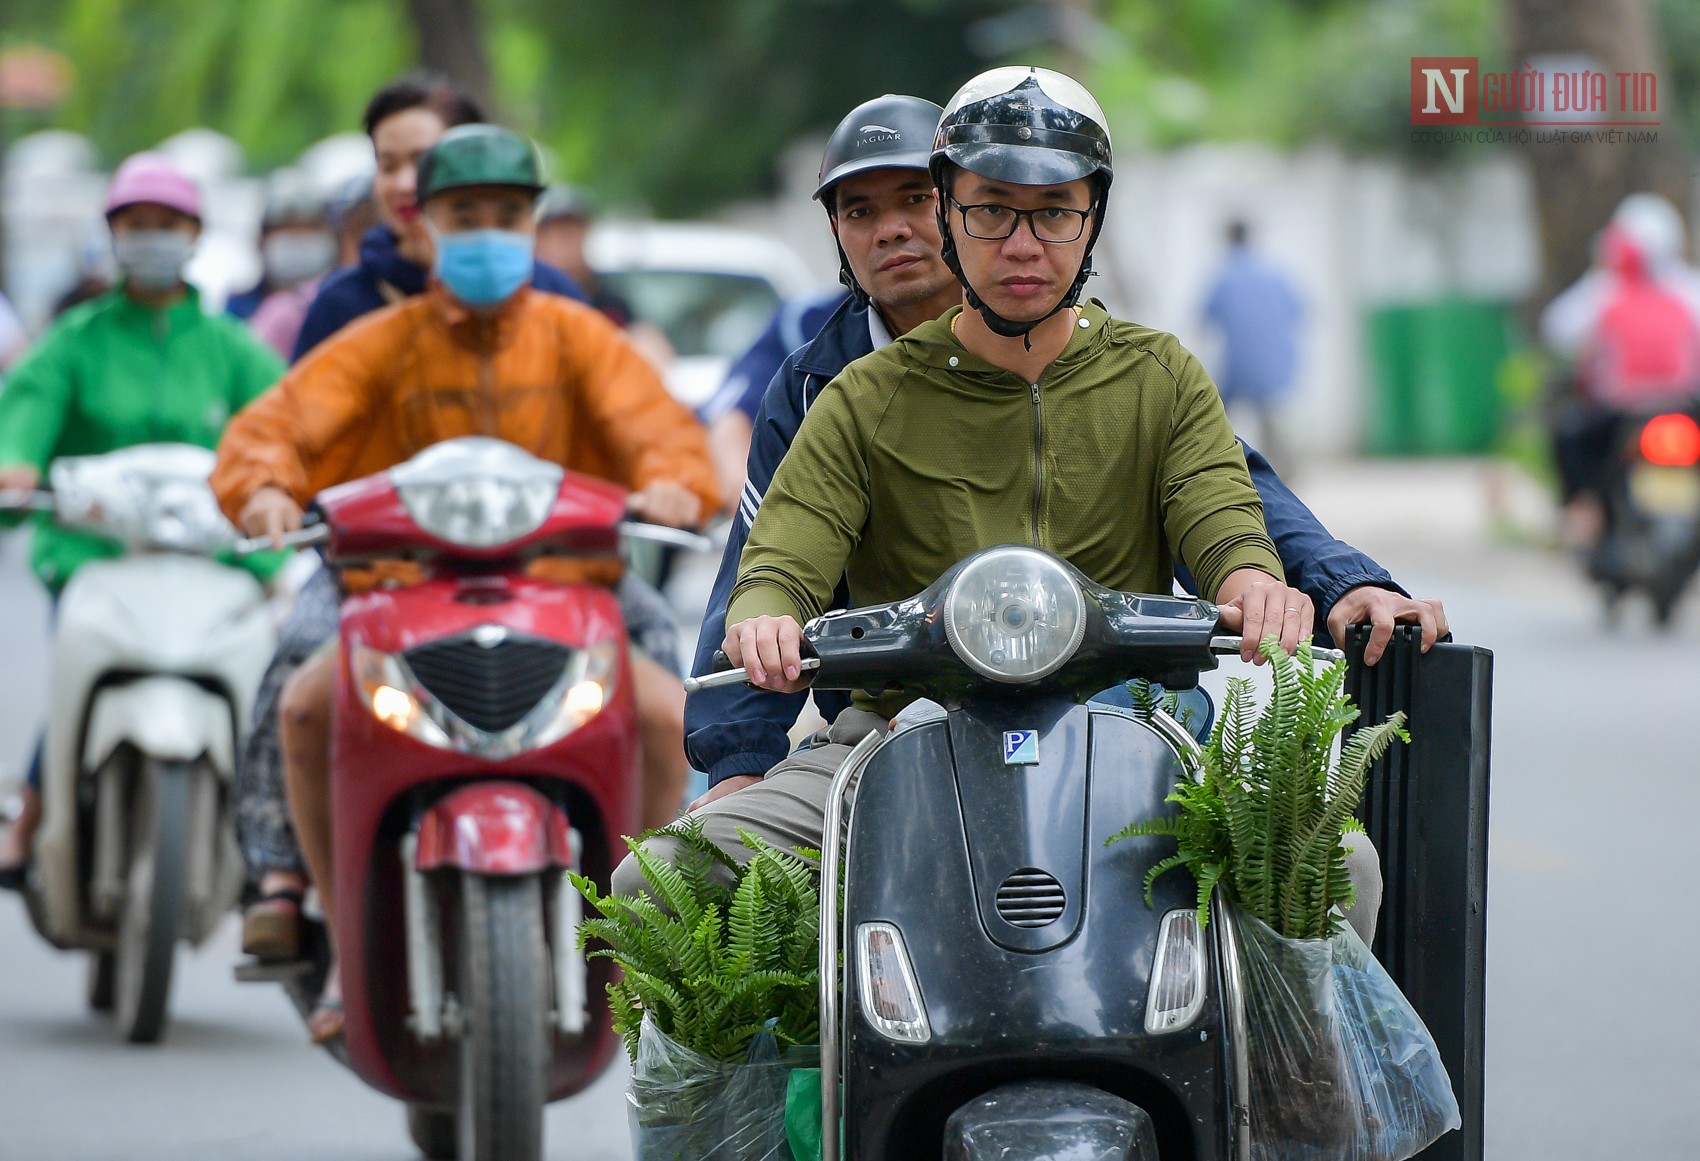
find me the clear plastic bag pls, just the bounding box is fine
[627,1014,815,1161]
[1235,912,1462,1161]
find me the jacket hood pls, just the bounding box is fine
[357,225,428,297]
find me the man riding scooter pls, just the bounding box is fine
[619,68,1387,940]
[212,124,718,1042]
[0,152,285,888]
[682,92,1448,813]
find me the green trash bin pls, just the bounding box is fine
[1366,298,1512,456]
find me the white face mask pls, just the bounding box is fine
[113,230,195,293]
[262,230,337,287]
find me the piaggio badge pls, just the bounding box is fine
[1003,730,1039,765]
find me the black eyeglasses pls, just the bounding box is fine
[950,199,1091,244]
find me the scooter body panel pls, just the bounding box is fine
[844,703,1230,1161]
[33,554,273,948]
[330,574,637,1107]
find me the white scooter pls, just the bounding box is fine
[4,444,275,1042]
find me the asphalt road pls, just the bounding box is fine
[1,461,1697,1159]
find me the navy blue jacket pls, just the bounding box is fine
[685,297,1407,785]
[698,289,850,424]
[291,226,586,362]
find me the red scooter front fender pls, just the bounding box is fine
[415,783,575,874]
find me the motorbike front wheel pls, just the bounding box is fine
[116,757,191,1043]
[454,872,550,1161]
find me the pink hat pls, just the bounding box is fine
[104,152,202,220]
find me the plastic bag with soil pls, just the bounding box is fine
[627,1014,817,1161]
[1235,912,1461,1161]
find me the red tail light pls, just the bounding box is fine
[1640,413,1700,467]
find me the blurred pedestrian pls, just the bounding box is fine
[290,71,586,360]
[1201,220,1303,471]
[0,152,285,887]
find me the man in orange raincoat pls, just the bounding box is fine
[212,124,718,1041]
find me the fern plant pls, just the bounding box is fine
[1110,636,1409,941]
[570,819,820,1063]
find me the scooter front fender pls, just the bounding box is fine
[945,1080,1160,1161]
[82,676,235,776]
[415,783,574,875]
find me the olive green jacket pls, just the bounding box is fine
[728,302,1283,641]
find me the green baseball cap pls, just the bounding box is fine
[417,124,545,202]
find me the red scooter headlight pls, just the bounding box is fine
[351,637,619,759]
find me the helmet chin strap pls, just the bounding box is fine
[937,196,1106,350]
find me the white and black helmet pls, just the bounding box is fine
[931,67,1113,340]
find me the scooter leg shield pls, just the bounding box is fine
[943,1081,1159,1161]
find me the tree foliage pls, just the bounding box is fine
[1110,636,1409,941]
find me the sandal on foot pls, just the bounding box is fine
[307,995,344,1045]
[241,889,305,961]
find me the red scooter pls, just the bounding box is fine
[237,437,703,1161]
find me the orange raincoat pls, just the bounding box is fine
[213,286,718,534]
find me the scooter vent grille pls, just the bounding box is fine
[995,868,1066,927]
[404,634,573,733]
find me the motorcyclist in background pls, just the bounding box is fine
[232,75,609,970]
[245,170,339,358]
[683,92,1449,808]
[290,71,585,361]
[1542,193,1700,548]
[0,152,286,887]
[212,125,718,1042]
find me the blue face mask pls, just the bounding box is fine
[432,229,533,306]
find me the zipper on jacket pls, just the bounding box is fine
[1030,381,1043,543]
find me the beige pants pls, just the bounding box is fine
[613,710,1384,945]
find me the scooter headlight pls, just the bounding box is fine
[943,547,1086,682]
[1144,909,1207,1033]
[391,438,563,548]
[857,922,931,1043]
[353,644,452,748]
[353,638,619,759]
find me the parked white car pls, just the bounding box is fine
[588,221,821,410]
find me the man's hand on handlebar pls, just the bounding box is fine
[1328,586,1447,666]
[1214,569,1313,663]
[722,614,811,693]
[627,480,702,530]
[0,464,41,494]
[239,486,304,550]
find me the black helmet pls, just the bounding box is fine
[931,67,1114,342]
[815,94,943,303]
